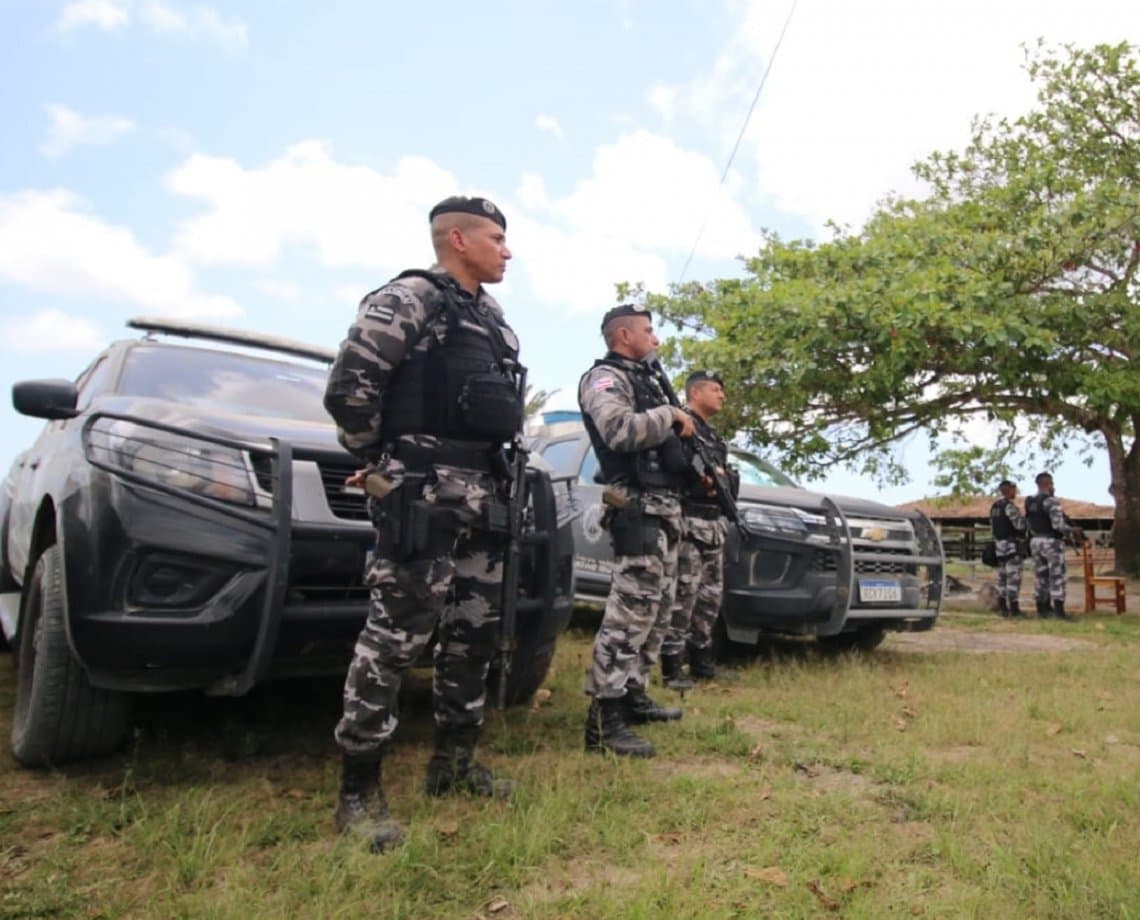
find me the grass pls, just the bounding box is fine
[2,609,1140,918]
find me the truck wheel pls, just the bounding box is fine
[711,612,755,662]
[817,627,887,654]
[11,546,128,766]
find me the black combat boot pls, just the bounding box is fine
[997,597,1010,618]
[688,644,717,680]
[624,687,683,723]
[661,654,694,691]
[1052,599,1075,622]
[334,752,405,853]
[585,697,656,758]
[424,725,516,799]
[1009,599,1024,618]
[1036,597,1052,618]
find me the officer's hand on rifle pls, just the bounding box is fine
[671,407,696,438]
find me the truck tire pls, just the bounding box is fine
[817,627,887,654]
[11,546,128,766]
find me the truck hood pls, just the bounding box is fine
[738,483,914,520]
[90,396,345,455]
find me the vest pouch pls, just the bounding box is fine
[458,372,522,442]
[607,505,661,557]
[659,434,690,474]
[371,484,459,562]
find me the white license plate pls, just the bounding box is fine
[858,579,901,603]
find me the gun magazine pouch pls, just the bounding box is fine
[459,373,523,443]
[608,505,661,557]
[371,487,460,561]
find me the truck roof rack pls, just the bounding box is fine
[127,316,336,364]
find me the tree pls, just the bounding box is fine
[524,384,559,422]
[648,42,1140,574]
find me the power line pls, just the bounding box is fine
[677,0,798,285]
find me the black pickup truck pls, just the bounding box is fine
[528,420,943,653]
[0,317,576,766]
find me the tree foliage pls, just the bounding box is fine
[647,42,1140,572]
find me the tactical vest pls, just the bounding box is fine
[1024,494,1061,537]
[580,355,688,491]
[685,412,729,505]
[380,271,523,444]
[990,498,1016,540]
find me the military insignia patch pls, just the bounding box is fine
[365,301,396,324]
[593,376,615,391]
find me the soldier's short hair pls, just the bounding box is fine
[1035,471,1053,485]
[998,479,1016,490]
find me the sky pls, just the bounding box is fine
[2,0,1137,506]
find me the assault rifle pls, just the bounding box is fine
[646,358,744,537]
[494,367,530,710]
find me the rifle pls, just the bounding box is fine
[495,367,530,710]
[646,358,745,537]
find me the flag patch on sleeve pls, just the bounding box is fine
[593,376,615,391]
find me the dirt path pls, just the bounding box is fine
[885,628,1096,654]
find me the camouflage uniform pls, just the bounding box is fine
[578,357,682,700]
[325,267,519,754]
[990,498,1026,606]
[663,410,729,658]
[1025,492,1078,607]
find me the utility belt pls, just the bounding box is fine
[1028,530,1063,540]
[390,440,500,474]
[682,502,721,521]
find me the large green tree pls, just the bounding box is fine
[649,42,1140,574]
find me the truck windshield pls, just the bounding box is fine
[730,450,800,488]
[117,345,332,423]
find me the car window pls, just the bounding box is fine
[730,450,800,488]
[579,447,600,485]
[539,439,583,476]
[75,357,115,411]
[117,345,332,423]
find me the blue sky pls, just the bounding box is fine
[1,0,1136,505]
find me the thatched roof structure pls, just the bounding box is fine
[896,495,1114,525]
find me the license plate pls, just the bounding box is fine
[858,578,901,603]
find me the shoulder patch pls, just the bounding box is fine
[592,375,615,392]
[364,300,397,324]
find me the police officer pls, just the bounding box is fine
[324,195,522,851]
[579,304,696,758]
[661,370,735,687]
[1024,472,1084,620]
[990,479,1027,618]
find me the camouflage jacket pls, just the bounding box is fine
[324,265,515,459]
[577,354,675,455]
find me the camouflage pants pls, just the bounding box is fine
[662,513,726,656]
[994,539,1023,602]
[1030,536,1066,604]
[335,466,504,756]
[586,492,682,699]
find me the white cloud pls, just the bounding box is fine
[0,189,241,319]
[40,104,134,158]
[55,0,129,31]
[137,0,185,32]
[646,84,675,122]
[252,278,301,302]
[167,141,458,271]
[658,0,1140,236]
[535,114,563,139]
[0,308,106,352]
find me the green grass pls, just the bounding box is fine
[3,609,1140,918]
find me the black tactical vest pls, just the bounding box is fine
[990,498,1016,540]
[380,271,523,444]
[580,355,688,491]
[685,412,731,505]
[1024,494,1061,537]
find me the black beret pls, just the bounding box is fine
[429,195,506,230]
[685,369,724,388]
[600,303,651,333]
[998,479,1016,490]
[1035,471,1053,484]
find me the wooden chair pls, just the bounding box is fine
[1082,543,1126,615]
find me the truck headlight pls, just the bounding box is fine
[740,503,810,538]
[84,418,256,506]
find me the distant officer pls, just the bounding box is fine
[578,304,695,758]
[324,195,522,851]
[661,370,735,687]
[989,479,1027,618]
[1024,472,1084,620]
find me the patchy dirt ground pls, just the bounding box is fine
[885,628,1097,654]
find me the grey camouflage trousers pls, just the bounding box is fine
[335,466,505,756]
[994,538,1023,603]
[662,513,726,656]
[586,492,682,699]
[1030,536,1067,604]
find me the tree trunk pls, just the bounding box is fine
[1106,428,1140,577]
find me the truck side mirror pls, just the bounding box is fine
[12,379,80,420]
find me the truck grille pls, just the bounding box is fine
[854,547,914,576]
[317,461,369,521]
